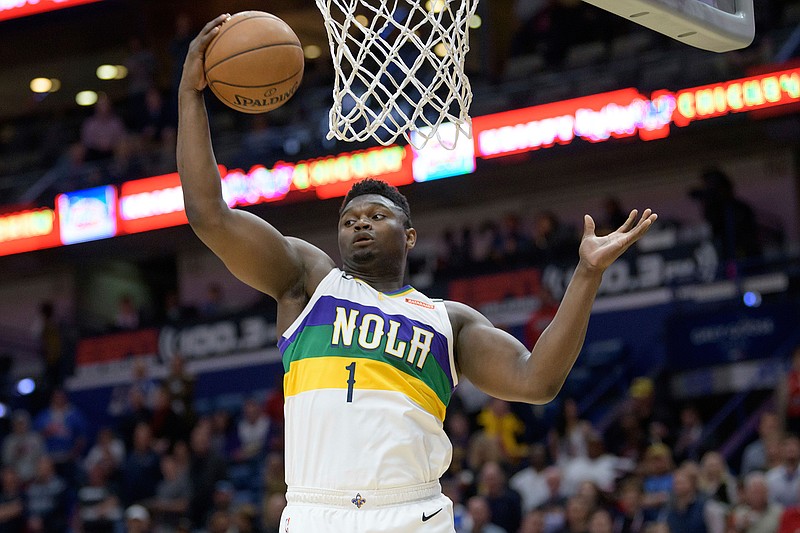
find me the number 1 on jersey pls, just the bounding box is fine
[345,361,356,402]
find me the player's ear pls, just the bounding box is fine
[405,227,416,250]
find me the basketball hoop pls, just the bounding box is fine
[316,0,478,150]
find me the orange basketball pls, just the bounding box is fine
[204,11,304,114]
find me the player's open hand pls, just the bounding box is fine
[181,14,230,92]
[578,209,657,273]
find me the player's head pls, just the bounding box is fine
[338,179,416,272]
[340,179,412,228]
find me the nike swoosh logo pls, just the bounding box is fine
[422,508,443,522]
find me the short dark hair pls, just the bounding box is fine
[340,179,412,228]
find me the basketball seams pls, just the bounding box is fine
[205,42,303,74]
[208,66,304,90]
[205,13,287,59]
[203,11,303,114]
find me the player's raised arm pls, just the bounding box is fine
[450,209,657,404]
[177,15,333,301]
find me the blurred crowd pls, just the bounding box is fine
[1,0,797,205]
[2,345,800,533]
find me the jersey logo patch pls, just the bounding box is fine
[351,493,366,508]
[422,508,443,522]
[405,297,435,309]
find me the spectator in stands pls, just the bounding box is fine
[120,422,161,506]
[498,212,532,267]
[131,358,158,408]
[697,451,737,508]
[478,461,523,533]
[549,398,592,465]
[80,93,128,163]
[263,452,288,497]
[145,453,190,532]
[188,419,228,527]
[613,476,646,533]
[538,465,568,513]
[660,465,725,533]
[123,37,158,132]
[167,13,195,128]
[628,377,672,447]
[76,462,123,533]
[2,409,44,484]
[150,384,187,454]
[115,387,153,451]
[234,503,260,533]
[139,87,169,144]
[477,399,528,463]
[163,353,196,421]
[588,507,615,533]
[511,443,552,513]
[605,411,648,462]
[446,410,473,478]
[199,283,225,317]
[562,432,631,496]
[107,360,154,419]
[262,493,287,533]
[206,509,234,533]
[765,435,800,507]
[640,443,675,519]
[210,480,236,516]
[83,426,125,482]
[729,472,783,533]
[777,345,800,436]
[235,397,270,462]
[557,494,593,533]
[530,211,576,265]
[598,197,630,237]
[209,409,238,459]
[519,509,547,533]
[124,504,152,533]
[33,301,63,391]
[673,405,708,463]
[689,168,761,263]
[466,495,508,533]
[26,455,68,533]
[740,411,782,476]
[114,294,141,330]
[33,388,88,484]
[0,466,26,532]
[524,286,560,348]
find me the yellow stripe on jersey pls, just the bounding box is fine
[284,356,447,422]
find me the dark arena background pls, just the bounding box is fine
[0,1,799,532]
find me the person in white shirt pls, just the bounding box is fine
[510,443,552,513]
[765,435,800,507]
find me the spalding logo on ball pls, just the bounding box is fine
[204,11,304,114]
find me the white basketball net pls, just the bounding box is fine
[316,0,478,150]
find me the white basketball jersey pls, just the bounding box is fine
[279,268,458,491]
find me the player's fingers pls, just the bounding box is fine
[191,14,229,51]
[202,14,230,36]
[618,209,638,233]
[582,214,596,239]
[627,211,657,240]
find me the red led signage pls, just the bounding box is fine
[672,67,800,126]
[1,67,798,257]
[0,207,60,256]
[472,88,675,159]
[0,0,103,22]
[119,172,187,235]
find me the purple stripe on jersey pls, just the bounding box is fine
[279,294,454,387]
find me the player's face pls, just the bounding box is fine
[338,194,415,271]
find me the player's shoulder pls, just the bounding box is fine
[443,300,492,331]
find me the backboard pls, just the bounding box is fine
[582,0,755,52]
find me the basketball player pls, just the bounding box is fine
[178,14,657,533]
